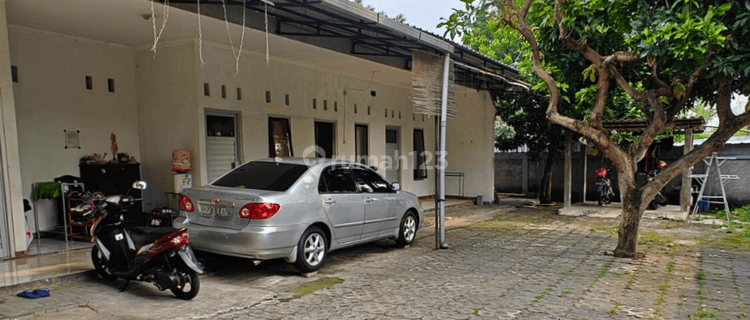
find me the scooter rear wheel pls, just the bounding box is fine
[171,263,200,300]
[91,246,117,281]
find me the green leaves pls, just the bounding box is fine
[582,64,597,82]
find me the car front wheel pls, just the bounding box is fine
[396,211,417,246]
[293,226,327,273]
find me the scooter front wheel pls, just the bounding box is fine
[91,246,117,281]
[171,263,200,300]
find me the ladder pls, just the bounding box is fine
[689,152,739,220]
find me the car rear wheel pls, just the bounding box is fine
[396,211,417,246]
[293,227,327,273]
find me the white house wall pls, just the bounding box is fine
[135,41,199,211]
[446,86,496,200]
[190,40,439,202]
[8,26,496,241]
[9,26,141,232]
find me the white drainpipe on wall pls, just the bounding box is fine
[437,52,450,250]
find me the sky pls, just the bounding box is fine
[360,0,462,39]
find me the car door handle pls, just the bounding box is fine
[364,197,373,204]
[325,198,336,205]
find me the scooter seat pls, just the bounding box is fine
[129,226,177,249]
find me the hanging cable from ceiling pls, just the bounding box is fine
[197,0,205,66]
[150,0,170,56]
[222,0,246,74]
[265,2,270,64]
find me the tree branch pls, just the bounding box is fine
[611,67,647,102]
[648,57,670,90]
[589,65,610,130]
[518,0,533,18]
[716,78,735,125]
[603,51,640,66]
[633,94,667,162]
[666,66,705,119]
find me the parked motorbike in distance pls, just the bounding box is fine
[644,161,669,210]
[85,181,203,300]
[596,167,615,206]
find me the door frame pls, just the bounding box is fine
[385,126,401,184]
[354,123,369,165]
[0,91,9,259]
[204,109,243,165]
[268,116,294,157]
[313,119,336,158]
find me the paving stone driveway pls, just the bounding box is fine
[7,204,750,319]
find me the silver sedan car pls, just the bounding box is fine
[174,158,424,273]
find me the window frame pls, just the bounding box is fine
[413,128,428,180]
[314,120,336,159]
[268,117,294,158]
[354,124,369,165]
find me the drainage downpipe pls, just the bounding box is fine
[438,52,450,250]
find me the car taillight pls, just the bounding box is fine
[179,195,194,212]
[238,203,280,219]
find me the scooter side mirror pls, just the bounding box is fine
[132,181,147,190]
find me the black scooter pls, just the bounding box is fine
[643,161,669,210]
[84,181,203,300]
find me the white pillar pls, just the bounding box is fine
[437,53,450,249]
[0,0,27,257]
[582,144,588,202]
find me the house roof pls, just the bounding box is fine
[166,0,522,91]
[601,117,706,134]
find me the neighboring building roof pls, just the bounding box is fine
[674,135,750,146]
[601,117,706,134]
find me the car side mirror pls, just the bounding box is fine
[132,181,147,190]
[391,183,400,191]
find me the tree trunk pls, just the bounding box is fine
[539,132,561,203]
[539,167,553,203]
[614,185,643,257]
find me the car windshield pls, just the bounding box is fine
[212,162,309,191]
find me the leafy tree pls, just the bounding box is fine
[447,1,637,203]
[443,0,750,257]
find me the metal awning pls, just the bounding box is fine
[164,0,520,90]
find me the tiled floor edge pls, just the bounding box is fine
[0,270,96,296]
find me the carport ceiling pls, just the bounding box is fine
[6,0,519,90]
[6,0,412,86]
[165,0,520,90]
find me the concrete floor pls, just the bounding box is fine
[559,201,689,221]
[0,200,478,294]
[5,204,748,320]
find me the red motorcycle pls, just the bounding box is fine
[596,167,615,205]
[85,181,203,299]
